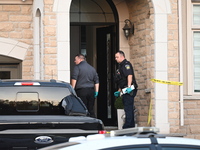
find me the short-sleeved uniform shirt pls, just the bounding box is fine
[71,61,99,90]
[117,59,138,89]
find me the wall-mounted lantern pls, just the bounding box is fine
[122,19,134,39]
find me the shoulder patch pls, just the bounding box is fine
[125,64,130,70]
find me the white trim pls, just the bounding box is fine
[184,96,200,100]
[33,9,41,80]
[187,1,193,95]
[53,0,71,82]
[33,0,44,80]
[153,0,171,14]
[0,37,29,60]
[113,0,130,60]
[178,0,184,126]
[152,0,171,134]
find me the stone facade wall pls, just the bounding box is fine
[127,0,181,135]
[0,0,57,80]
[127,0,200,140]
[43,0,57,80]
[167,0,180,134]
[184,100,200,139]
[126,0,154,127]
[0,4,33,79]
[2,0,200,140]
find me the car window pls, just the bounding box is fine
[116,148,150,150]
[101,146,151,150]
[0,86,71,115]
[162,147,200,150]
[16,92,39,112]
[102,146,200,150]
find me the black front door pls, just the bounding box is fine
[96,26,117,126]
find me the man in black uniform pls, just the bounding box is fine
[114,51,138,129]
[71,54,99,118]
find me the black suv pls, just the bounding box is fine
[0,79,104,149]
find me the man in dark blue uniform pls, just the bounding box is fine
[114,51,138,129]
[71,54,99,118]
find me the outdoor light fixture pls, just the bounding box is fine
[122,19,134,39]
[21,0,26,2]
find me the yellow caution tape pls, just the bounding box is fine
[150,79,183,86]
[148,79,183,125]
[147,99,152,125]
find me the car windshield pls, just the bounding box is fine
[0,86,71,115]
[107,148,150,150]
[101,148,200,150]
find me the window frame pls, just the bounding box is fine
[186,0,200,95]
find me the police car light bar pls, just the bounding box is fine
[110,127,159,137]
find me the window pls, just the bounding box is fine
[0,86,71,115]
[70,0,115,23]
[186,1,200,94]
[16,92,39,112]
[102,146,150,150]
[162,147,200,150]
[192,4,200,92]
[0,71,10,79]
[193,5,200,25]
[193,31,200,92]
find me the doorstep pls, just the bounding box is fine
[104,126,118,131]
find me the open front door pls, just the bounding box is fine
[96,26,117,125]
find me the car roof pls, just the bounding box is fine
[41,135,200,150]
[40,127,200,150]
[0,79,71,88]
[60,136,151,150]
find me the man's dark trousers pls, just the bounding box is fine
[76,88,95,118]
[122,89,137,129]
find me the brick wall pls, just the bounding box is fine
[184,100,200,139]
[0,0,58,80]
[127,0,200,140]
[126,0,181,134]
[167,0,180,134]
[2,0,200,139]
[126,0,154,127]
[43,0,57,80]
[0,4,33,79]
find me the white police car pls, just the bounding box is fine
[40,127,200,150]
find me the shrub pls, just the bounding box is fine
[114,96,124,109]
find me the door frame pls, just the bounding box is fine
[96,25,118,125]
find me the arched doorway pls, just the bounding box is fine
[53,0,172,132]
[70,0,119,125]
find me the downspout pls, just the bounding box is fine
[178,0,184,126]
[33,10,41,80]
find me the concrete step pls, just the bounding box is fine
[104,126,118,131]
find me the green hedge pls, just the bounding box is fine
[114,96,124,109]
